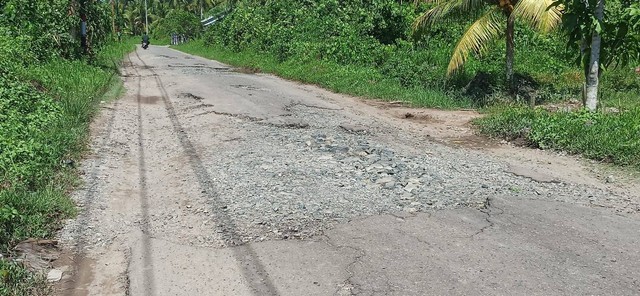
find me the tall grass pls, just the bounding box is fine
[476,107,640,169]
[0,39,135,294]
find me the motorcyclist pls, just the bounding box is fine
[142,34,150,48]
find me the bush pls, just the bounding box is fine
[1,0,110,59]
[153,10,202,40]
[477,107,640,168]
[0,259,50,295]
[207,0,413,66]
[1,1,133,292]
[0,77,62,189]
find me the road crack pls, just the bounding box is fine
[318,234,366,296]
[285,101,344,112]
[472,197,504,238]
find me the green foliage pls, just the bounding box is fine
[477,107,640,168]
[0,27,34,76]
[205,0,414,66]
[0,77,63,189]
[558,0,640,73]
[0,189,75,249]
[153,9,203,40]
[1,1,134,287]
[0,38,132,251]
[1,0,111,59]
[0,260,50,295]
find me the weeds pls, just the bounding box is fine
[0,260,51,296]
[476,107,640,169]
[0,39,135,293]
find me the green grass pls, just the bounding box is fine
[173,40,473,109]
[0,259,51,296]
[0,39,135,293]
[476,107,640,169]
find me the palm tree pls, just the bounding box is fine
[187,0,215,19]
[413,0,562,86]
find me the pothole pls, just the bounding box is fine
[231,84,265,91]
[179,92,205,101]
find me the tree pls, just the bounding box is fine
[189,0,215,19]
[412,0,562,87]
[585,0,604,111]
[152,9,201,39]
[558,0,639,111]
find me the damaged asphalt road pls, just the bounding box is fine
[55,46,640,295]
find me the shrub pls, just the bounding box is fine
[477,107,640,168]
[153,10,202,40]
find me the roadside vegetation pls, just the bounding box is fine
[1,1,135,294]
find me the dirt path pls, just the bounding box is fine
[54,46,640,295]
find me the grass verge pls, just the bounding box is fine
[0,39,135,294]
[476,107,640,169]
[173,40,473,109]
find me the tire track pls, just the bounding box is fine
[131,50,279,296]
[127,50,156,296]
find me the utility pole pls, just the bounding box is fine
[110,0,116,36]
[145,0,149,35]
[80,0,88,53]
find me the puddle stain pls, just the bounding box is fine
[138,96,161,104]
[55,251,97,296]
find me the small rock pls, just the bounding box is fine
[383,182,396,189]
[376,177,395,185]
[356,151,369,157]
[606,175,615,183]
[407,178,421,184]
[403,183,419,193]
[604,107,620,114]
[340,123,368,133]
[47,269,63,282]
[400,193,415,200]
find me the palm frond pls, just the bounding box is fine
[412,0,488,31]
[513,0,562,33]
[447,7,503,75]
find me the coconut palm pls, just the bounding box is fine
[413,0,563,86]
[189,0,215,19]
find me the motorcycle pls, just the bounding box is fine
[142,41,149,49]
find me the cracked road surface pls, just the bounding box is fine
[56,46,640,295]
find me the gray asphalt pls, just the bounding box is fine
[58,45,640,296]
